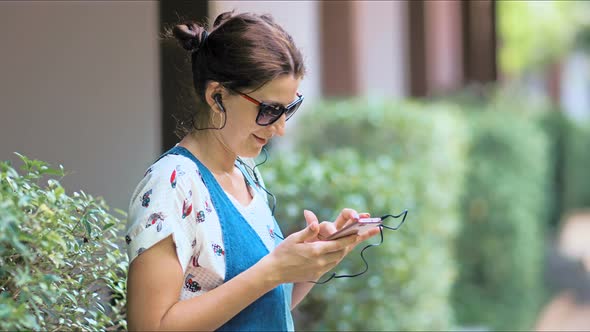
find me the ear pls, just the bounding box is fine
[204,81,225,113]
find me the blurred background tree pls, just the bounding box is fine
[498,1,583,77]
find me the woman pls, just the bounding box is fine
[125,11,379,331]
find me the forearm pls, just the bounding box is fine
[291,281,315,309]
[157,259,280,331]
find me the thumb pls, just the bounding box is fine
[304,209,319,226]
[290,210,319,243]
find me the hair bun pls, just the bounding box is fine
[213,11,235,28]
[172,22,208,52]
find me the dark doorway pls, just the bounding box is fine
[159,1,209,152]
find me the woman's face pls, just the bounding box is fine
[217,74,302,158]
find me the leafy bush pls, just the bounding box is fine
[536,111,569,228]
[452,110,550,330]
[0,154,127,331]
[537,111,590,226]
[265,98,467,330]
[562,120,590,212]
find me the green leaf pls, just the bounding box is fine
[82,217,92,238]
[64,293,77,306]
[43,274,61,283]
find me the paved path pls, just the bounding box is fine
[536,211,590,331]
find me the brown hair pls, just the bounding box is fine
[166,11,306,138]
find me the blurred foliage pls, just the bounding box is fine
[448,84,590,228]
[537,111,570,229]
[0,154,127,331]
[452,110,550,330]
[575,23,590,53]
[498,0,590,76]
[264,98,468,330]
[264,94,577,330]
[562,120,590,211]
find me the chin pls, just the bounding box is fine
[240,147,264,159]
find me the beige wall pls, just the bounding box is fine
[0,1,160,211]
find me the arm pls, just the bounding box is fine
[127,220,360,330]
[291,281,316,310]
[127,235,280,331]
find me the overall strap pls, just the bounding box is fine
[159,145,292,331]
[235,158,294,330]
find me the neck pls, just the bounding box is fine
[179,130,237,174]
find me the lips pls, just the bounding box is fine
[253,134,268,145]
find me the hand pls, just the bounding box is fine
[303,208,378,242]
[261,209,381,284]
[304,208,380,267]
[262,218,359,284]
[304,208,371,242]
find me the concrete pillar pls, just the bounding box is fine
[407,0,497,97]
[355,0,408,97]
[424,0,464,94]
[463,0,497,84]
[319,0,359,97]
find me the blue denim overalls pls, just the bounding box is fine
[161,145,294,331]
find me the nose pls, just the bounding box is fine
[270,114,287,137]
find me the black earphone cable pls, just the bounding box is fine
[236,147,277,215]
[310,226,384,284]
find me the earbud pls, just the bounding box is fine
[213,94,225,113]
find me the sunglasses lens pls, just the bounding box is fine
[256,95,304,125]
[257,105,284,125]
[284,98,303,120]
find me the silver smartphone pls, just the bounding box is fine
[325,218,383,240]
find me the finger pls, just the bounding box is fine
[293,223,319,243]
[359,212,371,218]
[289,212,319,243]
[334,208,359,229]
[340,212,371,229]
[342,228,381,254]
[317,221,337,240]
[303,209,319,226]
[356,227,381,243]
[314,234,358,253]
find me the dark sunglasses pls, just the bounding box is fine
[231,89,304,126]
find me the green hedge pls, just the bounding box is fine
[0,154,127,331]
[537,111,569,228]
[536,110,590,228]
[264,98,467,330]
[452,110,550,330]
[563,120,590,212]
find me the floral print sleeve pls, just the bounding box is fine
[125,156,198,272]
